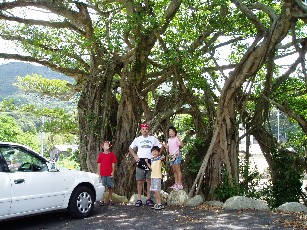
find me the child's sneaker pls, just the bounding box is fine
[98,201,105,206]
[146,198,154,206]
[108,200,115,205]
[154,204,164,210]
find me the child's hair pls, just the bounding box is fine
[101,141,112,148]
[151,146,160,153]
[168,126,177,136]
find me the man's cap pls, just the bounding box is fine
[140,123,149,128]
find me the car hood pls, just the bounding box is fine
[56,167,101,185]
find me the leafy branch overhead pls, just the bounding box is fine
[14,74,74,100]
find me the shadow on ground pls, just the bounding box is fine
[1,204,305,229]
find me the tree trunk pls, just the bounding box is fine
[206,97,239,200]
[189,3,294,199]
[113,75,143,198]
[78,69,115,172]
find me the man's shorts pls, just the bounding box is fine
[150,178,161,191]
[169,155,182,166]
[101,176,115,188]
[136,167,151,180]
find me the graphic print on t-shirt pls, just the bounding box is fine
[140,139,153,149]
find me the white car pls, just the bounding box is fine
[0,142,104,220]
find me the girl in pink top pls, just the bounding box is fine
[164,126,184,191]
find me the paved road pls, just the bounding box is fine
[0,204,302,230]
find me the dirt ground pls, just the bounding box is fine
[1,203,306,230]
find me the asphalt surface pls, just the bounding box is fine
[1,203,305,230]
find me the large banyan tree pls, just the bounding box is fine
[1,0,307,200]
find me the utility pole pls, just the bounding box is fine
[40,97,45,157]
[277,110,280,142]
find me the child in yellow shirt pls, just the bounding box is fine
[145,146,164,210]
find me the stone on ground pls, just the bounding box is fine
[167,190,189,206]
[277,202,307,213]
[204,200,224,207]
[185,195,204,207]
[223,196,269,210]
[129,194,147,205]
[104,191,128,203]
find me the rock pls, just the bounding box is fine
[167,190,189,206]
[129,194,147,205]
[129,191,168,205]
[223,196,269,211]
[160,190,169,201]
[277,202,307,213]
[204,200,224,207]
[103,191,128,203]
[160,190,169,205]
[185,195,204,207]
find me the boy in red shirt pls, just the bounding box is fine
[97,141,117,205]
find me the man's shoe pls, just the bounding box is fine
[135,200,142,207]
[154,204,164,210]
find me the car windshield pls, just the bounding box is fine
[0,146,47,172]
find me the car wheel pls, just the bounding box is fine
[68,186,94,218]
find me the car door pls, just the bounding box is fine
[1,145,68,215]
[0,156,12,218]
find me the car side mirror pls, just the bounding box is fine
[47,161,58,172]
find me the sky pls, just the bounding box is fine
[0,6,59,64]
[0,38,19,62]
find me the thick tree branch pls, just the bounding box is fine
[214,36,244,49]
[189,30,214,51]
[142,69,172,95]
[0,53,87,84]
[0,34,90,72]
[232,0,267,34]
[250,2,278,22]
[272,56,301,91]
[0,14,85,35]
[160,0,182,34]
[267,97,307,134]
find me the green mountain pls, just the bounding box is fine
[0,62,72,100]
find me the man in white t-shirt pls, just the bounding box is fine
[129,123,162,207]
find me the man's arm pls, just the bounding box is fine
[129,147,140,162]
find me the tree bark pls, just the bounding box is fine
[189,2,294,199]
[114,89,143,196]
[78,66,117,172]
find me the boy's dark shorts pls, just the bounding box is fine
[101,176,115,188]
[136,167,151,180]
